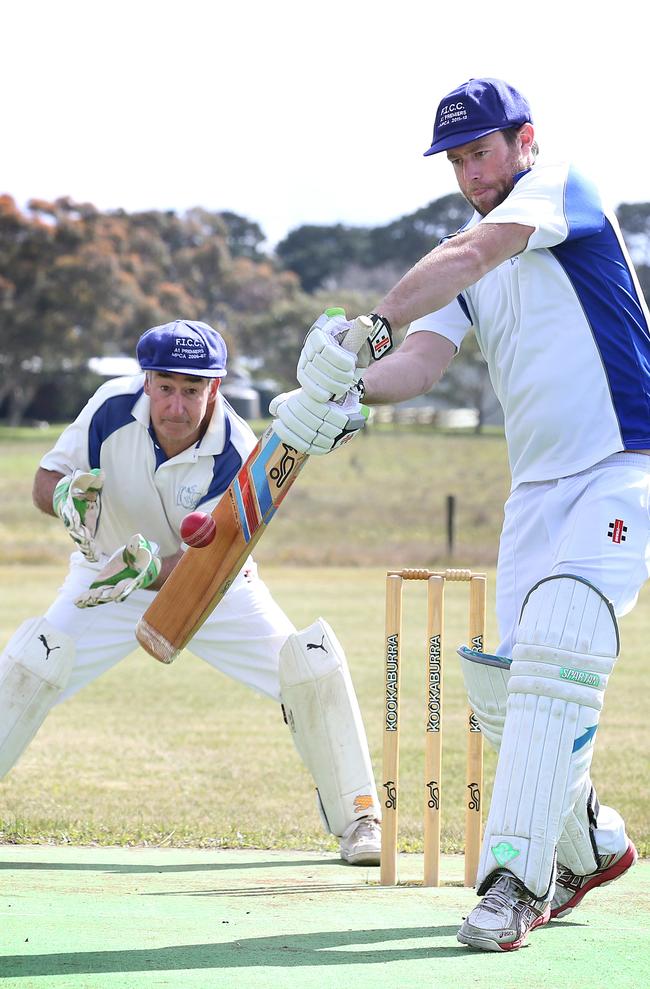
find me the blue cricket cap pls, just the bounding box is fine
[137,320,228,378]
[424,78,532,155]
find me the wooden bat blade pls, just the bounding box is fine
[135,425,307,663]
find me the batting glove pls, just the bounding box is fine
[298,308,395,403]
[53,468,104,562]
[269,386,370,455]
[75,534,161,608]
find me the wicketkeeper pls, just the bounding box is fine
[271,77,649,950]
[0,319,381,864]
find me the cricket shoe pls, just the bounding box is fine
[339,817,381,865]
[551,840,638,920]
[457,869,551,952]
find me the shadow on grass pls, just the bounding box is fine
[1,926,472,976]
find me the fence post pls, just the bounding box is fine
[446,494,456,557]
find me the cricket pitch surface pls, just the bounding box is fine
[1,845,648,988]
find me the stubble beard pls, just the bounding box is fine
[465,149,528,217]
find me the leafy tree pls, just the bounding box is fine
[238,289,376,391]
[0,198,296,424]
[275,195,469,292]
[3,189,649,427]
[370,194,470,268]
[217,211,267,259]
[275,224,370,293]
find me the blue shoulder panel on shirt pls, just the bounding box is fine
[88,388,143,469]
[563,167,605,241]
[197,418,244,506]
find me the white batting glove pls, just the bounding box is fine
[297,309,358,402]
[74,534,161,608]
[298,308,395,402]
[53,468,104,562]
[269,387,370,455]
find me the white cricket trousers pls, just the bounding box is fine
[496,452,650,655]
[45,555,294,704]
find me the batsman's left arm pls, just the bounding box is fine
[375,221,533,331]
[359,330,456,404]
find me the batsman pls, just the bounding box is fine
[272,78,650,950]
[0,319,382,865]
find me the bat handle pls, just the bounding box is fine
[342,314,373,356]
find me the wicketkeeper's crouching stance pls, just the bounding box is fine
[0,319,381,864]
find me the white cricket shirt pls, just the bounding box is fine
[408,161,650,487]
[40,375,256,557]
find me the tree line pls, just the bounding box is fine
[1,193,649,425]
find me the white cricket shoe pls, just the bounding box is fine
[551,840,638,919]
[457,869,551,952]
[339,817,381,865]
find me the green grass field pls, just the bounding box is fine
[1,424,648,858]
[0,420,511,567]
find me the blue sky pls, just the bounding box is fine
[6,0,648,248]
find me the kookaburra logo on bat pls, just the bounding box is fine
[270,444,298,487]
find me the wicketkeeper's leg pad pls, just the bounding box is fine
[0,617,75,778]
[478,575,618,898]
[279,618,380,836]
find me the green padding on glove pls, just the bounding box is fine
[53,469,104,562]
[75,534,161,608]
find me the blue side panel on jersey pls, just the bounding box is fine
[551,215,650,446]
[88,389,142,468]
[231,478,251,542]
[197,419,244,504]
[562,167,606,241]
[249,432,278,519]
[457,294,472,324]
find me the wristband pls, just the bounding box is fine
[368,313,394,360]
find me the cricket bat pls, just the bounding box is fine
[135,315,372,664]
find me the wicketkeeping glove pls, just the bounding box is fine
[298,307,394,402]
[53,468,104,562]
[269,386,370,455]
[74,534,161,608]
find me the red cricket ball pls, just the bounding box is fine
[180,511,216,548]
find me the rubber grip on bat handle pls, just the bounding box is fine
[342,314,373,355]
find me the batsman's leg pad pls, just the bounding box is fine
[279,618,380,836]
[459,649,604,876]
[457,646,510,750]
[0,618,75,778]
[478,575,618,898]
